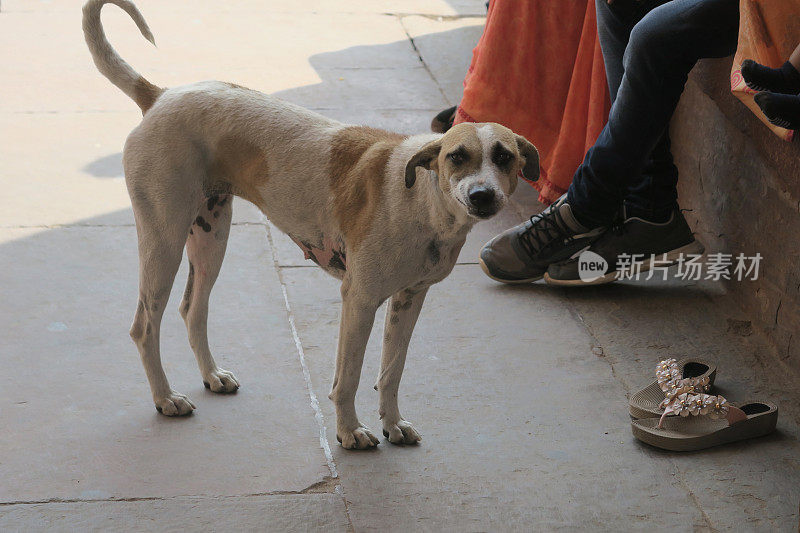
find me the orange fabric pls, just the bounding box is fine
[731,0,800,141]
[455,0,610,205]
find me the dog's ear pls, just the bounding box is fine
[515,135,540,184]
[404,140,442,188]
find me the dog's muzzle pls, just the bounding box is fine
[467,186,499,219]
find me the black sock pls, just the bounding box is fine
[754,91,800,130]
[741,60,800,94]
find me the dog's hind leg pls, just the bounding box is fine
[127,147,203,416]
[130,211,196,415]
[179,194,239,393]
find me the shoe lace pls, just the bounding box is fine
[518,206,572,259]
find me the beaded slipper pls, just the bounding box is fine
[629,358,716,419]
[631,395,778,452]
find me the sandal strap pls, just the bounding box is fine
[656,358,681,386]
[726,405,749,426]
[658,393,747,428]
[656,358,711,396]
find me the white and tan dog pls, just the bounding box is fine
[83,0,538,449]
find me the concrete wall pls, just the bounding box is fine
[671,57,800,372]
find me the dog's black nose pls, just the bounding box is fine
[468,186,495,209]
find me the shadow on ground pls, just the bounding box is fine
[82,152,124,178]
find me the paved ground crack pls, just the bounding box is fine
[397,15,453,107]
[265,220,338,479]
[0,481,341,506]
[263,220,358,532]
[673,469,718,532]
[561,292,633,396]
[268,476,341,495]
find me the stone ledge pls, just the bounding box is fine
[671,57,800,370]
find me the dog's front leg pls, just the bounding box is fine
[329,281,381,449]
[377,287,428,445]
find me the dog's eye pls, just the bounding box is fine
[494,152,512,165]
[448,152,466,165]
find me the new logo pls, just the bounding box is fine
[577,250,608,283]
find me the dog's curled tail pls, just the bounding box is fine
[82,0,163,114]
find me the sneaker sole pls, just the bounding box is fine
[543,239,705,287]
[478,257,543,284]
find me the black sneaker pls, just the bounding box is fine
[479,195,607,283]
[544,209,704,286]
[431,106,457,133]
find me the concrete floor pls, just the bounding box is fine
[1,0,798,531]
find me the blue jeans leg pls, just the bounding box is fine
[567,0,739,226]
[595,0,678,224]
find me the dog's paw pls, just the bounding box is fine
[203,368,240,393]
[337,425,380,450]
[382,419,421,445]
[155,392,196,416]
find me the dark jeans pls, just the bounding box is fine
[566,0,739,226]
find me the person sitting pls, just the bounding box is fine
[479,0,740,285]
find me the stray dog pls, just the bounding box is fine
[83,0,539,449]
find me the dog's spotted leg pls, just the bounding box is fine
[377,287,428,444]
[130,207,197,416]
[180,194,239,393]
[329,278,381,449]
